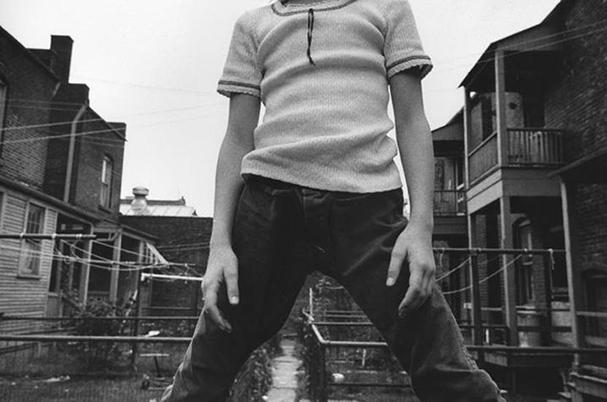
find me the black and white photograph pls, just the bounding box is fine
[0,0,606,401]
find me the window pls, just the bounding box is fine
[100,156,113,208]
[0,79,7,157]
[19,203,46,276]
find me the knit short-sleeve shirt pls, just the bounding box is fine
[217,0,432,193]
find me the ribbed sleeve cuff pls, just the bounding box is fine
[386,55,433,80]
[217,80,261,98]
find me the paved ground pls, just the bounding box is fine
[266,338,301,402]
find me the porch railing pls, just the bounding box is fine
[468,132,498,182]
[507,128,565,165]
[468,128,566,183]
[434,190,466,216]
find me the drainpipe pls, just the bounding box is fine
[63,101,88,202]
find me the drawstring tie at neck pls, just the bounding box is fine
[279,0,317,66]
[306,8,316,65]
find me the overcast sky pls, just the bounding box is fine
[0,0,560,216]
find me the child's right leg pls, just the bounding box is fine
[160,178,310,402]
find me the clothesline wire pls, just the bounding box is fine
[88,239,152,260]
[432,17,607,68]
[435,256,471,282]
[1,19,604,117]
[0,243,160,272]
[62,240,148,267]
[435,253,506,282]
[74,239,199,269]
[156,241,211,250]
[0,114,216,146]
[442,254,524,295]
[1,102,217,131]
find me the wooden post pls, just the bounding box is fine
[471,252,484,352]
[495,50,508,168]
[466,210,476,321]
[131,240,145,368]
[464,90,475,334]
[109,231,122,304]
[463,89,472,189]
[500,196,518,345]
[67,250,75,295]
[78,228,94,308]
[561,179,582,366]
[543,252,554,345]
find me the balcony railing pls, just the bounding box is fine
[507,128,565,165]
[434,190,466,216]
[468,128,566,183]
[469,132,498,182]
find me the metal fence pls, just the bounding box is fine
[301,316,417,402]
[0,315,276,402]
[300,256,607,402]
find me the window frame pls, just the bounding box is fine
[99,155,113,209]
[17,202,46,278]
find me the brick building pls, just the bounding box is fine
[436,0,607,398]
[542,1,607,399]
[120,187,212,315]
[0,26,164,334]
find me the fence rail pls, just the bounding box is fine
[302,316,607,402]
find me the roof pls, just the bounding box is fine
[120,197,198,217]
[459,0,572,89]
[0,25,59,81]
[0,173,98,223]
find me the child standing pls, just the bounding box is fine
[162,0,504,400]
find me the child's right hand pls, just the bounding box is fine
[200,244,239,333]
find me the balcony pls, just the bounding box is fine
[468,128,566,183]
[434,190,466,216]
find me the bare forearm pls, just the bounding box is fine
[389,114,438,315]
[390,70,434,233]
[209,94,259,248]
[397,118,434,232]
[209,134,252,247]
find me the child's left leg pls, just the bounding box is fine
[324,188,505,402]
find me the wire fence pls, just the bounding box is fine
[0,315,278,402]
[299,252,607,401]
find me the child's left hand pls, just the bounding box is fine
[386,222,436,317]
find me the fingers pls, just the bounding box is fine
[398,261,434,317]
[202,279,232,333]
[386,245,406,286]
[223,264,240,305]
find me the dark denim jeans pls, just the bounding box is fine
[161,174,505,402]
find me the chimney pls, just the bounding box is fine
[130,186,150,215]
[50,35,73,82]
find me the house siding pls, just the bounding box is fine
[0,188,57,333]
